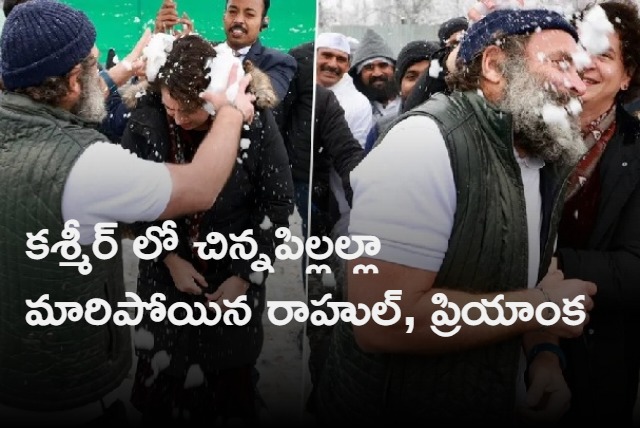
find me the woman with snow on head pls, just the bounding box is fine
[550,1,640,425]
[120,34,294,424]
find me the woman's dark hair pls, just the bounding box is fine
[600,1,640,104]
[156,35,217,112]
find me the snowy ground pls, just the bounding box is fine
[113,210,313,426]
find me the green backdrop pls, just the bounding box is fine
[62,0,317,64]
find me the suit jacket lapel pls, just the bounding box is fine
[245,39,263,63]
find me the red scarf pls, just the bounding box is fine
[566,106,617,201]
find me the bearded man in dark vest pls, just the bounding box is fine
[316,8,598,426]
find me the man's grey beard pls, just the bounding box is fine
[72,68,107,123]
[496,55,586,166]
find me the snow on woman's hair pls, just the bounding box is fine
[143,33,176,82]
[576,5,614,56]
[202,43,245,116]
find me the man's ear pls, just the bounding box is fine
[59,66,83,110]
[481,44,506,84]
[260,16,269,31]
[68,66,82,94]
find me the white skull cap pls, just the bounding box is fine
[316,32,351,55]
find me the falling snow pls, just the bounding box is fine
[542,103,570,130]
[145,350,171,386]
[567,98,583,117]
[249,271,264,285]
[572,47,592,71]
[184,364,205,389]
[428,59,443,78]
[576,5,614,56]
[134,328,154,350]
[260,215,273,230]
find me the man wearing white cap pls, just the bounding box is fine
[313,33,373,323]
[315,32,372,242]
[315,32,373,147]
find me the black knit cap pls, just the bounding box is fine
[1,0,97,90]
[395,40,440,85]
[438,16,469,45]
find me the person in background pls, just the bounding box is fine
[395,40,441,103]
[401,17,471,114]
[154,0,296,104]
[314,32,372,312]
[95,30,150,144]
[279,40,365,413]
[315,32,373,146]
[437,16,469,47]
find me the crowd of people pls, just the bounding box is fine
[1,0,640,426]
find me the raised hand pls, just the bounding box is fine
[154,0,179,34]
[173,12,194,38]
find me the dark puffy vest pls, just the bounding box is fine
[316,91,571,425]
[0,93,131,410]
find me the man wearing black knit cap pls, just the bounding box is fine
[395,40,441,104]
[438,16,469,47]
[316,8,596,425]
[0,0,255,424]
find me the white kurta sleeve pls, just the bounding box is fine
[348,115,456,272]
[62,142,172,245]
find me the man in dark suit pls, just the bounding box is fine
[155,0,296,103]
[225,0,297,102]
